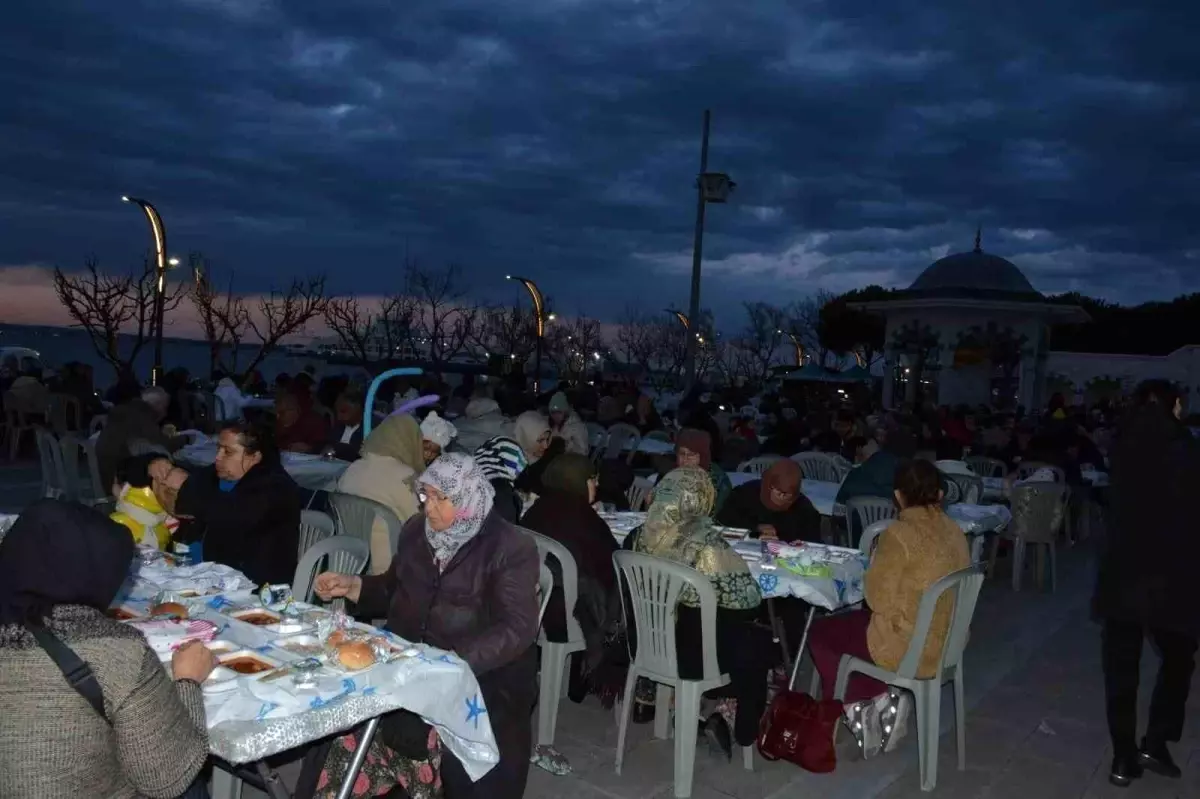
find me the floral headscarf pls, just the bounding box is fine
[636,467,761,610]
[418,453,495,570]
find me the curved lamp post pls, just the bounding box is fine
[666,309,690,330]
[122,195,172,386]
[507,275,553,394]
[778,329,806,366]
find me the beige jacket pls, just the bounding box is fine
[865,506,970,677]
[336,453,421,574]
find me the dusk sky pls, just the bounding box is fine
[1,0,1197,335]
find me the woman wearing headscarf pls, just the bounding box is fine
[420,410,458,465]
[548,392,590,455]
[520,454,619,693]
[311,454,541,799]
[633,468,777,758]
[675,427,733,515]
[335,414,425,574]
[512,410,565,496]
[0,500,216,799]
[473,435,528,523]
[717,459,822,543]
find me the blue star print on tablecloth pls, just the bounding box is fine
[437,654,455,664]
[255,701,279,720]
[757,573,779,595]
[465,694,486,729]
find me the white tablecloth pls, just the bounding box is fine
[598,512,866,611]
[0,513,15,543]
[116,552,499,776]
[175,443,350,492]
[627,438,676,456]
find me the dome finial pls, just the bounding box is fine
[974,225,982,253]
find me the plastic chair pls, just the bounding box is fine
[943,472,983,505]
[830,454,853,481]
[1014,461,1065,483]
[519,529,587,747]
[89,414,107,436]
[964,456,1006,479]
[790,451,840,483]
[845,496,897,549]
[59,434,109,510]
[858,519,893,560]
[34,427,70,500]
[737,455,783,476]
[987,483,1067,592]
[605,422,642,464]
[298,510,336,559]
[47,394,83,435]
[327,491,404,571]
[627,476,655,511]
[3,390,41,460]
[613,551,752,798]
[834,565,985,792]
[291,535,370,604]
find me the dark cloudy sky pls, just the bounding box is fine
[1,0,1197,330]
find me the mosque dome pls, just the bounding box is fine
[907,231,1041,300]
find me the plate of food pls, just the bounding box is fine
[224,607,315,636]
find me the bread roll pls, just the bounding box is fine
[336,641,376,670]
[326,630,348,647]
[151,601,188,618]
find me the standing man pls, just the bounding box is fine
[1097,379,1200,787]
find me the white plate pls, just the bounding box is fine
[216,648,283,680]
[225,607,316,637]
[271,635,325,658]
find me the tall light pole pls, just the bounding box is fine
[507,275,552,394]
[778,329,806,366]
[666,309,690,330]
[122,195,173,386]
[683,109,735,390]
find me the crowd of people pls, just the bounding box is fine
[2,359,1197,795]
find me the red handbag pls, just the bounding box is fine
[756,689,843,773]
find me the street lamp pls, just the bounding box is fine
[683,109,735,390]
[778,329,806,366]
[506,275,549,394]
[666,309,690,330]
[122,195,170,386]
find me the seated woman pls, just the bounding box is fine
[634,468,777,758]
[674,428,733,515]
[0,499,216,799]
[420,410,458,465]
[274,391,329,454]
[154,420,301,586]
[310,454,541,799]
[520,453,619,696]
[335,414,424,574]
[473,435,528,523]
[807,459,969,726]
[717,459,822,543]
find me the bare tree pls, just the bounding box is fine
[782,292,834,366]
[53,257,186,378]
[240,276,328,379]
[736,301,786,384]
[190,254,247,378]
[407,263,479,369]
[546,314,606,384]
[323,293,418,373]
[469,303,538,364]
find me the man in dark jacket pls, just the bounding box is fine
[1096,380,1200,786]
[325,390,364,462]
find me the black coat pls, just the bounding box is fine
[1094,405,1200,636]
[327,424,363,462]
[717,481,823,544]
[174,461,301,586]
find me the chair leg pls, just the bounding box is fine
[537,643,566,747]
[914,683,942,791]
[986,537,999,578]
[809,664,822,699]
[614,669,638,774]
[1049,543,1057,594]
[210,766,243,799]
[742,745,754,771]
[654,683,673,740]
[673,682,702,798]
[1011,540,1025,592]
[952,669,966,771]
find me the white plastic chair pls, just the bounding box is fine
[613,551,752,798]
[964,456,1005,479]
[987,483,1068,592]
[627,476,655,511]
[737,455,783,476]
[858,519,893,560]
[830,454,853,481]
[605,422,642,464]
[327,491,404,571]
[291,535,370,604]
[34,427,70,500]
[834,565,985,792]
[943,472,983,505]
[791,451,841,483]
[1014,461,1065,483]
[59,434,109,510]
[298,510,336,559]
[845,496,897,548]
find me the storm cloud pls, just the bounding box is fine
[1,0,1196,327]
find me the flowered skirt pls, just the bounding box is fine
[316,726,442,799]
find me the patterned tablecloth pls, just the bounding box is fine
[175,442,350,492]
[117,551,499,776]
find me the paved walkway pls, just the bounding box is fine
[528,537,1200,799]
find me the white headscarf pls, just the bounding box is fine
[418,453,495,569]
[420,410,458,449]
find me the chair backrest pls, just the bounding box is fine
[790,451,841,483]
[895,565,985,680]
[965,455,1006,479]
[298,510,337,559]
[613,550,723,684]
[604,422,641,460]
[846,496,897,546]
[859,519,893,559]
[627,476,655,511]
[537,561,554,626]
[292,535,370,603]
[519,528,585,644]
[644,429,672,444]
[944,471,983,505]
[60,434,110,509]
[1015,461,1065,483]
[327,491,404,557]
[1009,482,1069,544]
[47,394,82,435]
[35,427,69,500]
[830,454,853,481]
[738,455,783,476]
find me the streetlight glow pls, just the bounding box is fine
[121,195,169,385]
[168,257,180,266]
[121,195,131,202]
